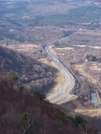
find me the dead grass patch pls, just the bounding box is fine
[49,45,57,55]
[56,47,74,50]
[74,108,101,117]
[7,44,39,51]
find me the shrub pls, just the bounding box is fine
[8,72,18,81]
[34,91,46,100]
[58,113,68,123]
[74,115,86,129]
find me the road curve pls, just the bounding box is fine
[45,41,75,105]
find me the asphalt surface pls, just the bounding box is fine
[45,41,75,105]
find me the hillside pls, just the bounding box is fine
[0,76,97,134]
[0,46,55,91]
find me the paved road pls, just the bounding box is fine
[45,41,75,105]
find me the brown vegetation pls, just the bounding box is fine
[39,58,65,92]
[0,46,55,92]
[0,76,83,134]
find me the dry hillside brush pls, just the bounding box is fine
[0,76,82,134]
[0,46,55,91]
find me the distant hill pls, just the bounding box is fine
[0,46,55,91]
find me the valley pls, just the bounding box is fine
[1,0,101,133]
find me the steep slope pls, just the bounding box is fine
[0,46,55,91]
[0,76,81,134]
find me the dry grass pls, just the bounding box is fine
[67,95,78,102]
[68,107,101,117]
[6,44,39,51]
[73,64,97,84]
[56,47,74,50]
[49,45,57,55]
[39,58,65,91]
[74,108,101,117]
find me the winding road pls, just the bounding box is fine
[45,41,75,105]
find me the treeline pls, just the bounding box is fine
[0,32,34,43]
[86,54,101,62]
[54,42,70,47]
